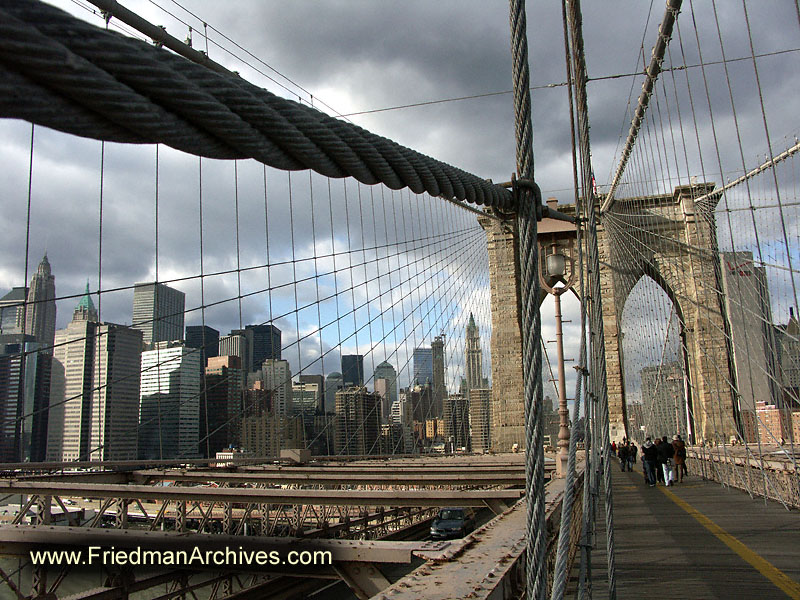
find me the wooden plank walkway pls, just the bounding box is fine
[581,463,800,599]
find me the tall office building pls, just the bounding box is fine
[24,255,56,353]
[262,359,292,419]
[92,323,143,460]
[720,251,779,411]
[324,371,344,413]
[0,336,51,462]
[334,387,381,455]
[776,308,800,408]
[640,362,687,438]
[341,355,364,388]
[443,393,470,451]
[298,374,325,412]
[0,287,27,335]
[200,355,242,457]
[390,392,414,453]
[406,383,434,422]
[185,325,219,367]
[469,388,491,453]
[132,282,185,348]
[48,291,142,461]
[432,336,446,417]
[245,324,281,369]
[139,342,201,460]
[373,361,397,422]
[413,347,433,386]
[291,380,319,436]
[219,331,251,380]
[465,313,483,394]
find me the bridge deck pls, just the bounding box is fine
[584,464,800,599]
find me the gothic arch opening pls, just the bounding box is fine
[620,274,694,444]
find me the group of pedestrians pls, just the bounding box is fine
[638,434,688,487]
[614,439,638,472]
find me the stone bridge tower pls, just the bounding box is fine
[599,182,737,444]
[479,183,739,451]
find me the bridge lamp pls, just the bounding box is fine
[537,203,578,478]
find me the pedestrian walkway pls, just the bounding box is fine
[583,463,800,599]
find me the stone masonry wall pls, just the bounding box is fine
[479,215,526,451]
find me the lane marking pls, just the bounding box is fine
[660,486,800,599]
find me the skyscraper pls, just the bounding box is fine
[720,251,779,411]
[185,324,219,367]
[92,323,143,461]
[298,373,325,412]
[219,331,251,380]
[47,290,98,461]
[139,342,202,460]
[465,313,483,394]
[469,388,491,453]
[0,287,28,335]
[412,347,433,386]
[443,393,470,451]
[341,355,364,388]
[373,361,397,422]
[262,359,292,419]
[132,282,185,348]
[432,336,446,417]
[324,371,344,413]
[24,254,56,353]
[199,355,241,458]
[245,324,281,369]
[334,387,381,455]
[48,290,142,461]
[640,362,686,438]
[0,336,51,462]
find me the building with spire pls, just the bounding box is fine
[47,286,142,461]
[24,254,56,353]
[465,313,483,394]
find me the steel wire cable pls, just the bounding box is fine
[564,0,617,596]
[0,0,511,210]
[508,0,548,597]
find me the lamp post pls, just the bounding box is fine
[539,219,578,479]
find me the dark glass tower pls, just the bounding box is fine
[341,354,364,388]
[245,324,281,370]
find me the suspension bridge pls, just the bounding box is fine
[0,0,799,598]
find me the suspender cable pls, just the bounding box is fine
[603,0,682,213]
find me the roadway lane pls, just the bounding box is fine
[584,463,800,599]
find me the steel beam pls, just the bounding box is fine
[0,481,523,507]
[333,561,391,600]
[129,470,526,486]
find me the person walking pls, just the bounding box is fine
[618,441,628,472]
[641,437,658,486]
[627,441,637,472]
[673,434,687,482]
[659,435,676,485]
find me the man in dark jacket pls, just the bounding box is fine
[641,437,658,486]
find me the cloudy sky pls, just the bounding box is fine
[1,0,798,397]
